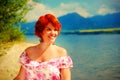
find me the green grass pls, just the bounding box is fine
[0,27,25,43]
[80,28,120,33]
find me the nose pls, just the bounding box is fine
[51,30,57,36]
[51,30,55,34]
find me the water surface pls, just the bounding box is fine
[26,34,120,80]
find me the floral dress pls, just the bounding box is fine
[19,52,73,80]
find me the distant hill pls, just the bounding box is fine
[20,12,120,34]
[58,12,120,30]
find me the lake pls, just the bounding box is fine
[25,34,120,80]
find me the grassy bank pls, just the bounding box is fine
[61,28,120,34]
[80,28,120,33]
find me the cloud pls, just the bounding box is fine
[59,3,90,17]
[25,1,48,21]
[97,5,118,15]
[25,1,90,22]
[25,0,120,21]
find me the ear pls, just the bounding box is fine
[39,33,43,42]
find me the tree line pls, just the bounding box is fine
[0,0,31,43]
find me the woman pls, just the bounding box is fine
[14,14,73,80]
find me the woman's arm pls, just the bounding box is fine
[60,68,71,80]
[58,47,72,80]
[13,66,26,80]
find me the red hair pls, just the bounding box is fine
[35,14,61,39]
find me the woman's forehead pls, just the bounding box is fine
[46,23,57,29]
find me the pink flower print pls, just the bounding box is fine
[49,62,55,65]
[26,72,31,78]
[50,73,60,80]
[37,73,46,79]
[61,63,66,66]
[25,59,30,63]
[33,78,37,80]
[19,53,73,80]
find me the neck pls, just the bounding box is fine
[40,42,54,47]
[40,40,55,45]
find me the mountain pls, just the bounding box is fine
[58,12,88,30]
[20,12,120,34]
[87,12,120,29]
[58,12,120,30]
[58,12,91,30]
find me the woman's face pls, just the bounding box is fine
[41,23,59,44]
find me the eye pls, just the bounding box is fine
[46,28,51,31]
[54,28,58,31]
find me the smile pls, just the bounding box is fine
[48,36,56,40]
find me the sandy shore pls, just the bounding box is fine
[0,42,36,80]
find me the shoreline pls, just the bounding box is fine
[0,42,36,80]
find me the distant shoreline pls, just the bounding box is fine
[62,28,120,35]
[24,28,120,35]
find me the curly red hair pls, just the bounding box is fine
[35,14,61,39]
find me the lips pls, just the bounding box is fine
[48,35,56,40]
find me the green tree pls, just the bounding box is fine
[0,0,31,42]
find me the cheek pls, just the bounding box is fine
[56,31,59,35]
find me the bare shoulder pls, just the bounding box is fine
[25,45,36,55]
[54,45,68,57]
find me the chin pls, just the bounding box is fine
[49,40,55,44]
[51,40,55,44]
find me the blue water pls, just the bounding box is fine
[25,34,120,80]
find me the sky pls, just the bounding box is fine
[25,0,120,22]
